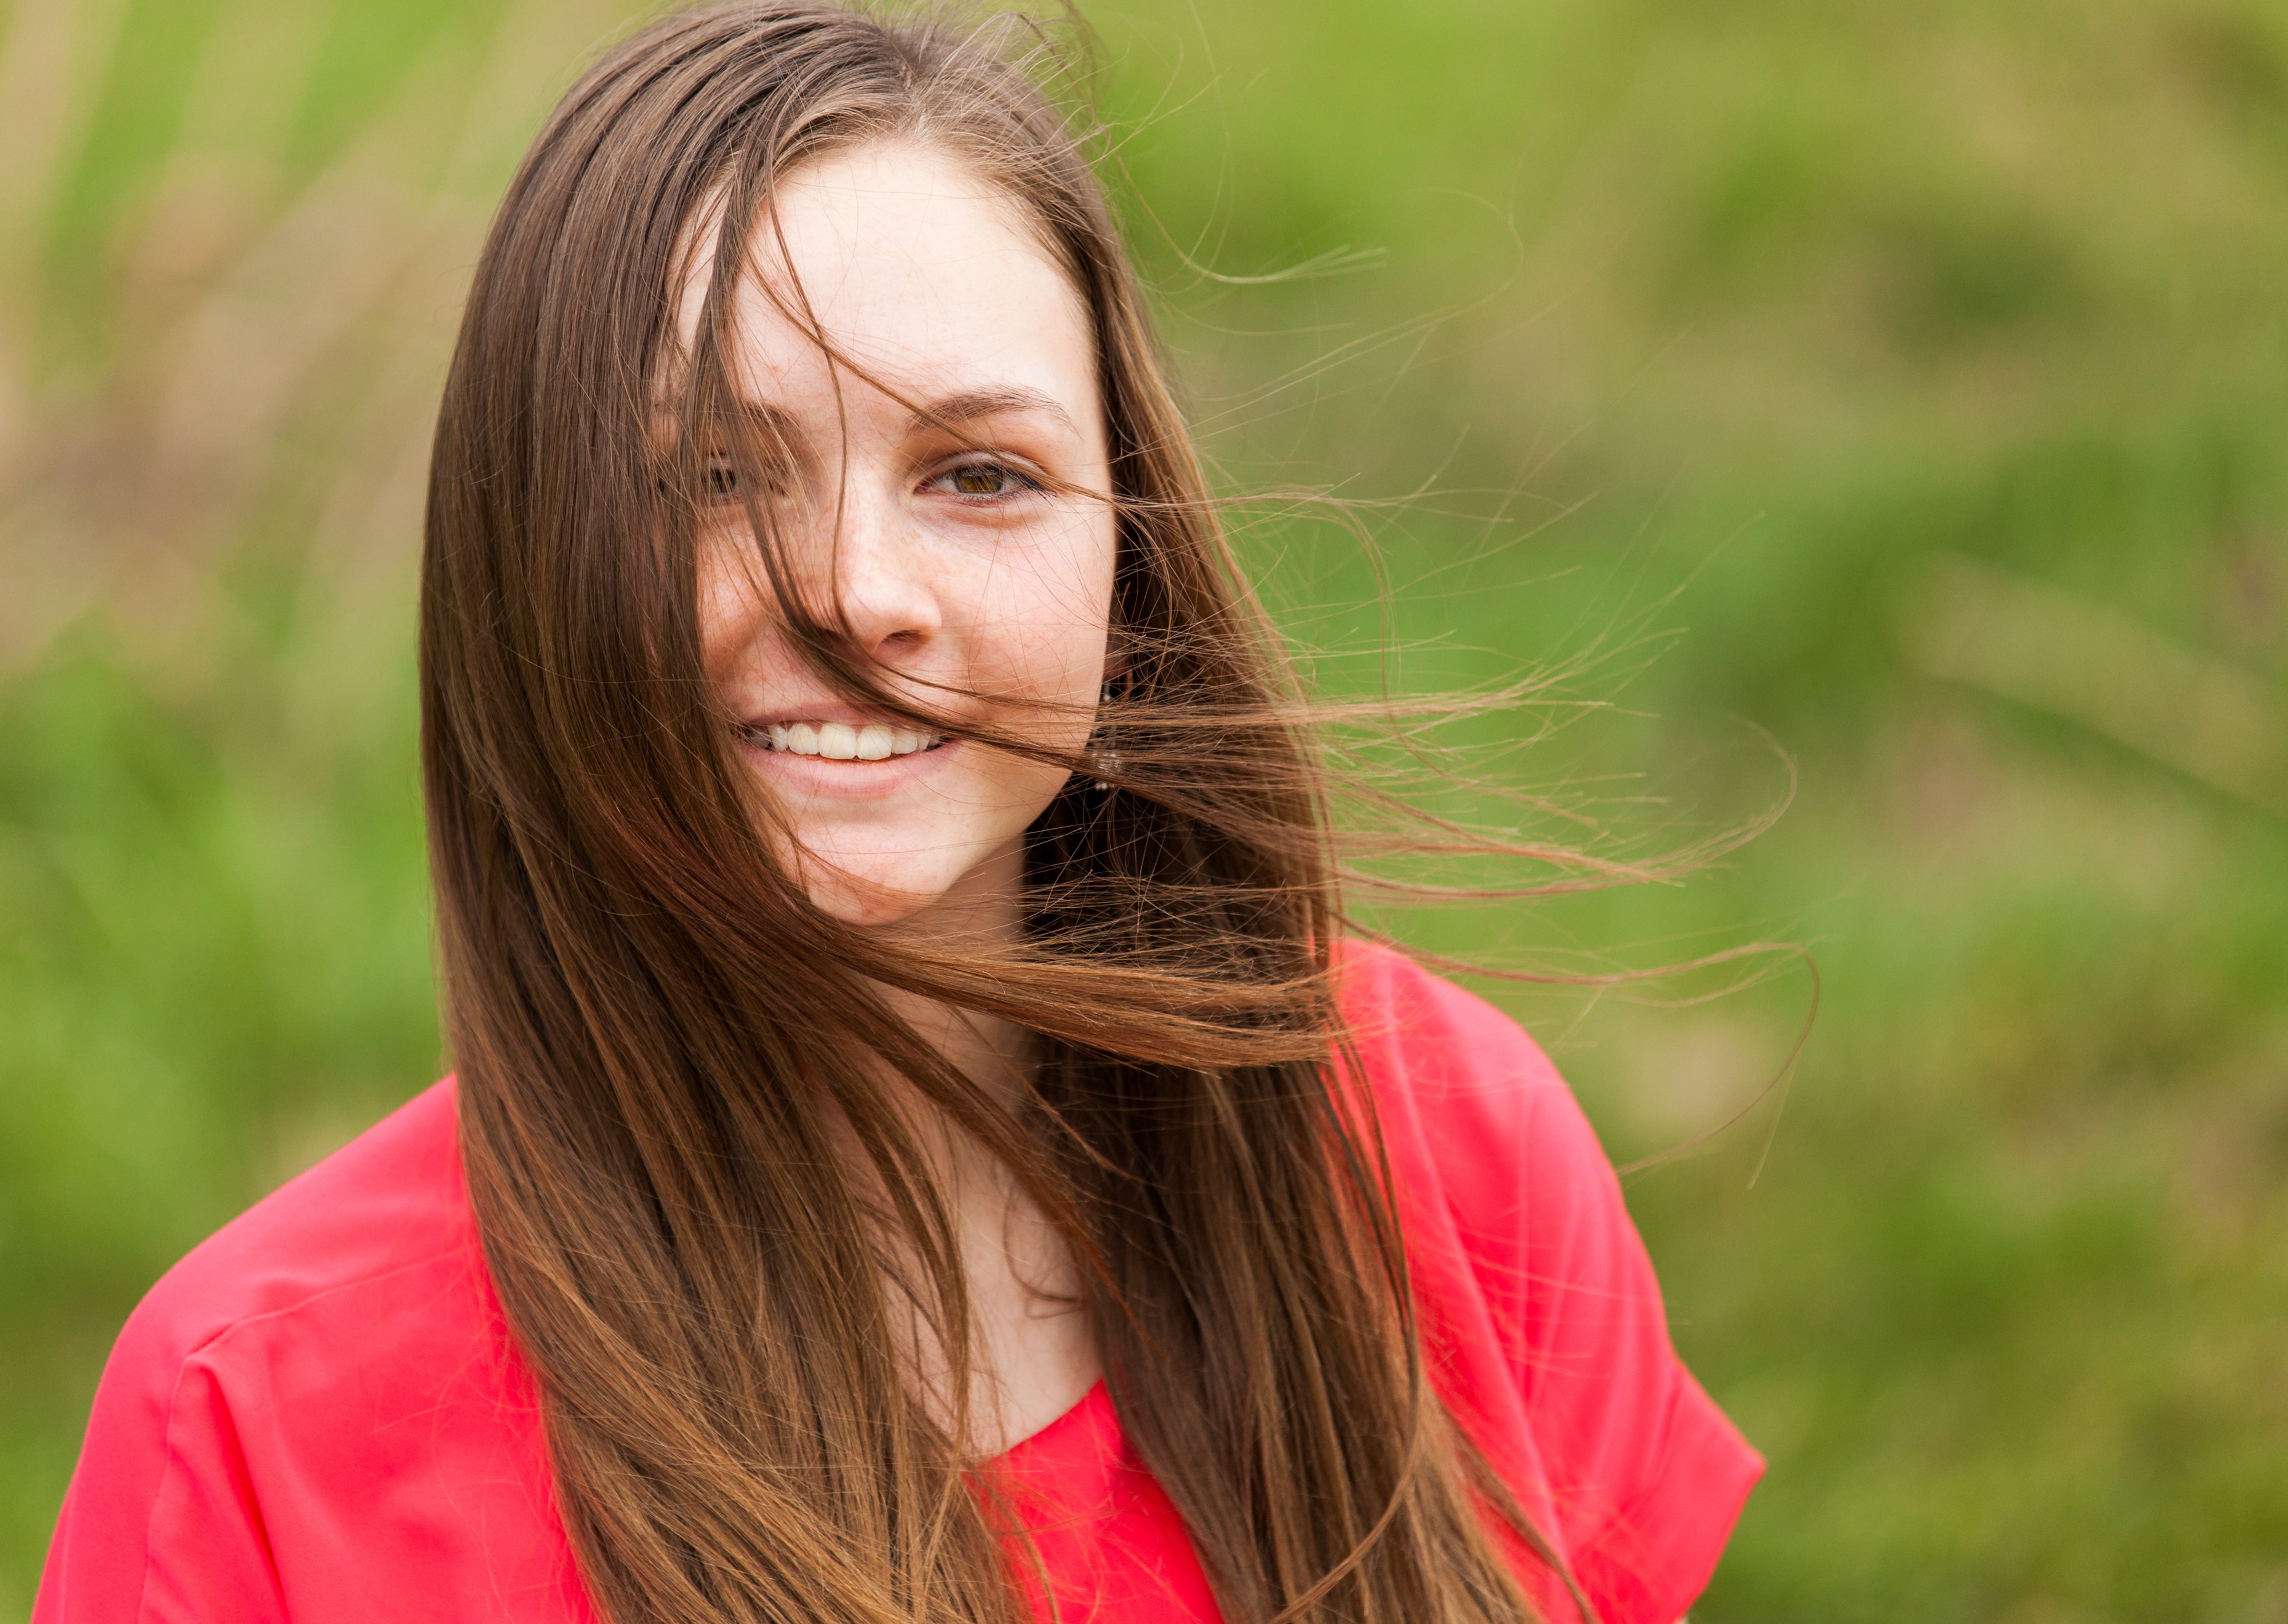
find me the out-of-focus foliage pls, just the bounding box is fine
[2,0,2283,1617]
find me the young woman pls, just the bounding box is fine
[35,6,1759,1622]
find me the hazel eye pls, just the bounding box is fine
[932,460,1037,498]
[700,455,796,505]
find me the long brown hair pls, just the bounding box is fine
[420,5,1577,1621]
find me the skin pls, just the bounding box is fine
[679,142,1699,1624]
[681,140,1112,1455]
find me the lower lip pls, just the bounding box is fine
[736,735,962,800]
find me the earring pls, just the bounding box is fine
[1091,680,1120,792]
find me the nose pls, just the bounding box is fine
[809,478,941,665]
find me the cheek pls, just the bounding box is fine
[694,534,770,682]
[970,517,1117,702]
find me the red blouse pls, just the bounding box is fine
[35,943,1759,1623]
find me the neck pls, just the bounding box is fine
[837,836,1100,1452]
[871,834,1031,1099]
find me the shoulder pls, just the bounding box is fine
[1329,938,1627,1326]
[84,1077,497,1476]
[1330,938,1594,1217]
[1331,939,1634,1384]
[121,1078,479,1373]
[38,1081,550,1622]
[1332,937,1568,1102]
[1332,942,1762,1623]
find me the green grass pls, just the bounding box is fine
[3,0,2286,1616]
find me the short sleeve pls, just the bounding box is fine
[1334,942,1761,1624]
[1492,1081,1761,1622]
[32,1080,590,1624]
[37,1322,289,1624]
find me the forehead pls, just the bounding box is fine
[678,140,1096,417]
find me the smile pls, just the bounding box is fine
[748,721,944,760]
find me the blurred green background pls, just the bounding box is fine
[3,0,2285,1617]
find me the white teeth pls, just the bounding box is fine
[757,721,941,757]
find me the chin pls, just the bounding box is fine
[799,862,962,929]
[807,890,935,928]
[782,816,1037,937]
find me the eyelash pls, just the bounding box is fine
[926,458,1044,500]
[697,456,1046,503]
[701,458,784,503]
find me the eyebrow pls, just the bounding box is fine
[683,386,1078,451]
[726,399,803,446]
[904,386,1077,437]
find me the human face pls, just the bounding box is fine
[685,141,1117,932]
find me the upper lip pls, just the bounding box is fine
[739,705,929,730]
